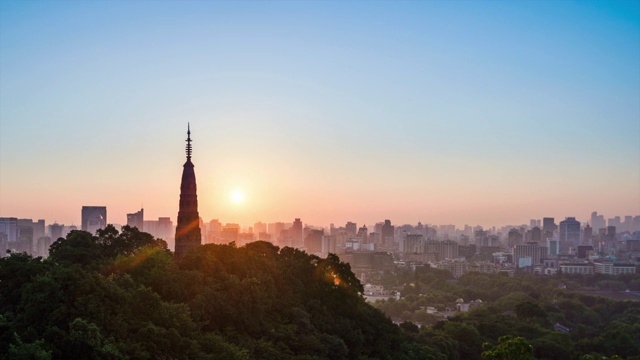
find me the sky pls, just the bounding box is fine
[1,0,639,229]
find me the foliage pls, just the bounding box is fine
[0,228,435,359]
[374,266,640,359]
[4,227,639,359]
[481,336,534,360]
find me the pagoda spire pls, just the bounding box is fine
[186,123,192,161]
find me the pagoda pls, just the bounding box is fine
[174,124,201,258]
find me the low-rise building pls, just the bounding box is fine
[594,261,636,275]
[560,262,594,274]
[435,258,467,277]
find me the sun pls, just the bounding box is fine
[230,190,245,204]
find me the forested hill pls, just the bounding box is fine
[0,225,437,359]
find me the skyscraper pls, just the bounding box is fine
[0,217,18,242]
[508,228,523,248]
[304,229,324,255]
[81,206,107,234]
[438,240,459,260]
[253,221,267,236]
[127,208,144,231]
[583,224,593,245]
[559,217,581,254]
[174,124,202,258]
[590,212,606,232]
[530,226,542,242]
[49,223,63,240]
[381,220,394,246]
[542,218,556,235]
[291,218,303,248]
[357,225,368,243]
[345,222,357,238]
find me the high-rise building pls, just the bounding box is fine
[221,224,239,244]
[1,218,45,254]
[253,221,267,235]
[16,226,33,254]
[17,219,45,242]
[547,238,559,256]
[157,217,173,240]
[438,239,459,260]
[174,124,202,258]
[622,216,632,232]
[507,228,523,248]
[127,208,144,231]
[0,217,18,242]
[381,220,394,246]
[527,226,542,243]
[606,226,616,242]
[63,225,77,238]
[35,236,53,258]
[345,222,357,238]
[49,223,64,240]
[304,229,324,255]
[268,222,285,239]
[514,242,542,268]
[374,222,383,236]
[321,235,336,256]
[583,224,593,245]
[542,218,556,236]
[590,212,606,232]
[424,239,439,257]
[474,229,487,247]
[608,216,621,228]
[402,234,423,253]
[82,206,107,234]
[559,217,581,254]
[459,234,470,246]
[291,218,303,248]
[368,232,381,245]
[143,217,174,242]
[357,225,368,243]
[208,219,221,236]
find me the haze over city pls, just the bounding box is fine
[1,1,639,229]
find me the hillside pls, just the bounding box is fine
[0,226,437,359]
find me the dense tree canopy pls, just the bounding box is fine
[0,227,438,359]
[374,266,640,360]
[2,227,639,359]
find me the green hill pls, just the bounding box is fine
[0,225,438,359]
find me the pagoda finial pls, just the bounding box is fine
[186,123,192,160]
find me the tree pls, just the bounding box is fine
[514,301,547,321]
[0,253,50,312]
[3,238,447,360]
[49,226,167,268]
[444,321,482,360]
[482,336,534,360]
[99,225,164,258]
[8,334,51,360]
[48,230,103,267]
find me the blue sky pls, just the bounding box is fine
[1,1,638,228]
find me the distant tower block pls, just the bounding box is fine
[82,206,107,234]
[174,124,202,258]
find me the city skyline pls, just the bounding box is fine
[1,1,639,228]
[2,208,639,235]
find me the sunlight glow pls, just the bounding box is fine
[230,190,245,204]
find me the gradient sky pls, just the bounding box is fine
[1,1,639,229]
